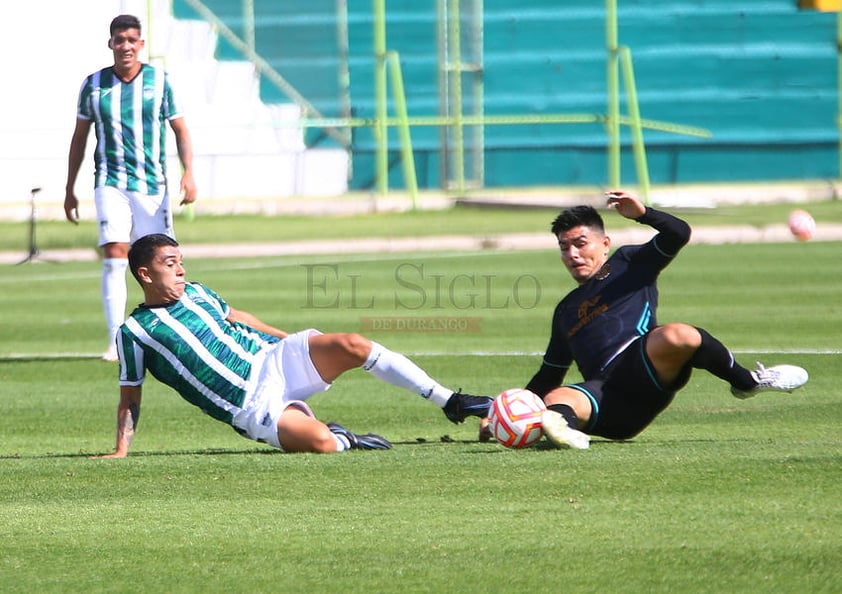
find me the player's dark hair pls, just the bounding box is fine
[128,234,179,284]
[551,205,605,236]
[110,14,142,37]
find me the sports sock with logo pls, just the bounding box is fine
[361,341,452,407]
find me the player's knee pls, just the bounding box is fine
[545,388,592,422]
[658,323,701,351]
[337,333,372,362]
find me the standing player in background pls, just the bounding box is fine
[522,190,808,449]
[64,14,197,361]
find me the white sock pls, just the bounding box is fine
[102,258,129,347]
[332,433,350,452]
[362,342,453,407]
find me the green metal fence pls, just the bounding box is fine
[169,1,842,205]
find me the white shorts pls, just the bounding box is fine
[95,185,174,246]
[231,329,331,449]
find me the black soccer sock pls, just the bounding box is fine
[547,403,579,429]
[690,327,756,390]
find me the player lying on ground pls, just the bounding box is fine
[483,190,808,449]
[95,233,492,457]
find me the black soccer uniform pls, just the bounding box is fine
[527,207,692,439]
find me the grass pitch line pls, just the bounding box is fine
[406,348,842,357]
[2,348,839,362]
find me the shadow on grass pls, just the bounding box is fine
[1,438,492,460]
[0,447,280,460]
[3,436,738,461]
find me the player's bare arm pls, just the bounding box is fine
[64,118,92,224]
[227,307,288,339]
[605,190,645,220]
[94,385,142,459]
[169,117,197,205]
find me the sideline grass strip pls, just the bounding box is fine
[2,198,841,252]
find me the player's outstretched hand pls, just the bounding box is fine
[605,190,645,220]
[478,417,493,442]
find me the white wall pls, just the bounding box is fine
[0,0,348,221]
[0,1,154,218]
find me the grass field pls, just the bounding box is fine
[1,210,841,593]
[2,198,842,252]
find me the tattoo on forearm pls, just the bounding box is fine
[119,403,140,444]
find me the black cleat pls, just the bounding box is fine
[327,422,392,450]
[443,391,493,424]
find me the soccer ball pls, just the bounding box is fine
[487,388,546,449]
[788,209,815,242]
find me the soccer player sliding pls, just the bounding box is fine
[488,189,808,449]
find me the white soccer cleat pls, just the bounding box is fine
[541,410,590,450]
[730,362,808,399]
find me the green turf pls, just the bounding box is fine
[1,235,841,592]
[1,198,841,252]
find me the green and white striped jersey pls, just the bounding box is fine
[118,282,282,424]
[77,64,181,195]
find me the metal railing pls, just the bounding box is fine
[163,0,713,204]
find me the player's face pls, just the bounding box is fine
[109,27,144,73]
[140,245,186,305]
[556,225,610,284]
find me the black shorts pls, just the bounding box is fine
[569,335,692,440]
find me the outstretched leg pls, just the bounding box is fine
[688,326,756,390]
[307,333,491,423]
[307,332,371,383]
[649,324,808,398]
[645,323,756,389]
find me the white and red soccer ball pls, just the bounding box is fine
[788,209,815,242]
[487,388,546,449]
